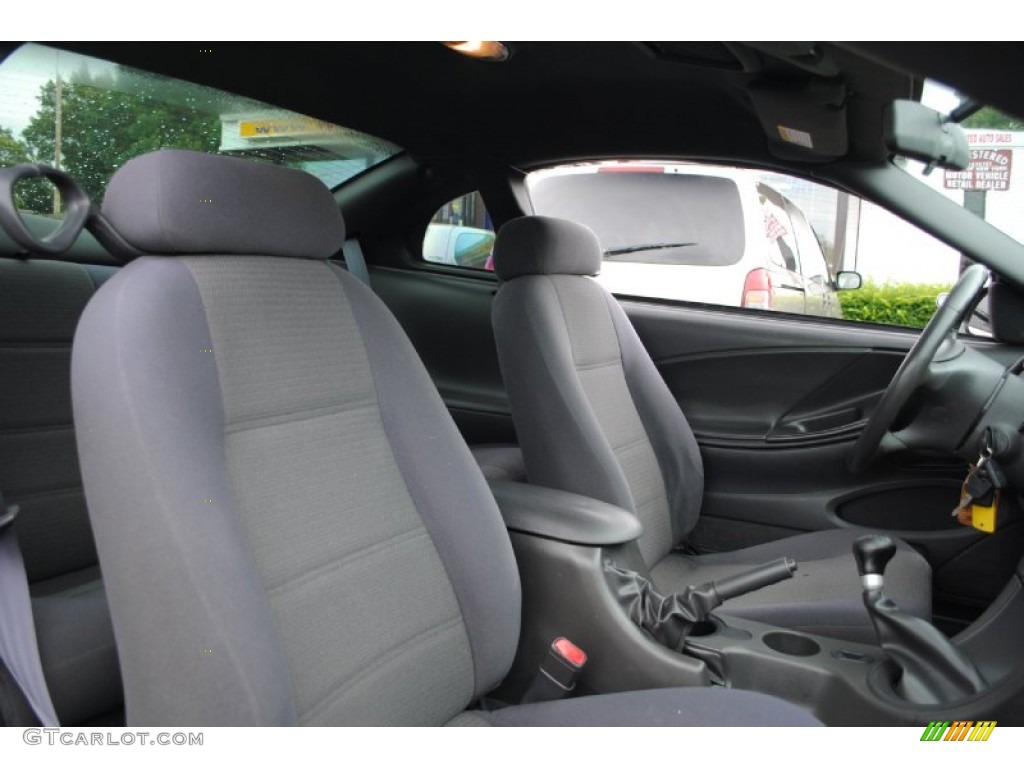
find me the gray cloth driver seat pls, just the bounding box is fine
[70,150,818,726]
[490,216,932,644]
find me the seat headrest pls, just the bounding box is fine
[101,149,345,260]
[493,216,602,281]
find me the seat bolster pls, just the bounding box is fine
[604,292,704,542]
[478,687,822,726]
[493,277,636,512]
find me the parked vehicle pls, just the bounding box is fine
[422,223,495,269]
[528,163,859,317]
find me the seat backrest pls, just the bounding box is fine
[491,216,705,566]
[0,257,115,588]
[71,150,520,725]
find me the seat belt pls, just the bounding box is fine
[0,494,59,726]
[341,238,371,287]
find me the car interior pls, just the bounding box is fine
[1,41,1024,728]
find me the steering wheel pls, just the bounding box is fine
[848,263,990,472]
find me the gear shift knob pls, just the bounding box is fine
[853,534,897,589]
[851,533,986,703]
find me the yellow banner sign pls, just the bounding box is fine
[239,117,340,139]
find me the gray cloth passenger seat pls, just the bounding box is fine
[0,258,122,725]
[490,216,932,644]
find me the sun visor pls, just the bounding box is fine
[989,279,1024,345]
[748,78,848,161]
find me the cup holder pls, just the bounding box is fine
[688,620,718,638]
[762,631,820,657]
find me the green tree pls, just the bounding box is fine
[0,125,55,212]
[22,68,220,210]
[962,106,1024,131]
[0,125,30,166]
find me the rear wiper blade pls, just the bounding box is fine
[604,242,695,256]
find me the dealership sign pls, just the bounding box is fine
[238,116,341,139]
[944,148,1013,191]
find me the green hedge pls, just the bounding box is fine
[838,281,953,329]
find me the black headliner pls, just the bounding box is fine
[44,41,936,170]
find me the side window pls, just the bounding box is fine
[526,162,962,328]
[422,191,495,271]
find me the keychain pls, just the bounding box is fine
[953,447,1006,534]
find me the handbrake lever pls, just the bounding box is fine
[713,557,798,602]
[606,557,797,652]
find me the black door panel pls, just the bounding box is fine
[652,347,904,443]
[621,298,1021,617]
[623,302,917,446]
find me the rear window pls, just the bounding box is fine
[527,167,745,267]
[0,43,402,214]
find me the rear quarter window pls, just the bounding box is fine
[422,192,495,271]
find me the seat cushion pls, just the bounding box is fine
[470,444,526,482]
[450,687,821,726]
[650,529,931,644]
[30,571,122,725]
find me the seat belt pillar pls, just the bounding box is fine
[0,495,59,726]
[341,238,371,287]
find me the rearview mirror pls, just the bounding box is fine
[883,100,970,171]
[835,271,862,291]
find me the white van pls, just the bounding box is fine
[527,163,858,318]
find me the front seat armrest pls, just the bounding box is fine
[488,480,643,546]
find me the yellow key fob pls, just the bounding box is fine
[969,490,1001,534]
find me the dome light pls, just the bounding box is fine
[441,41,510,62]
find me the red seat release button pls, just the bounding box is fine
[552,637,587,668]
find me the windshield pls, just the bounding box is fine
[0,44,401,214]
[903,79,1024,247]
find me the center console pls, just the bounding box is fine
[489,479,1024,724]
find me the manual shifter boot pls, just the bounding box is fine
[854,535,986,704]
